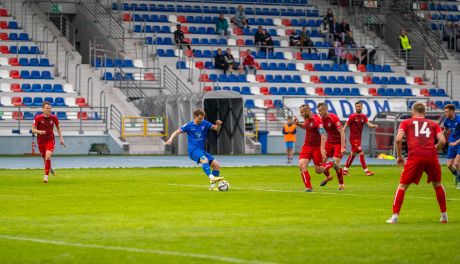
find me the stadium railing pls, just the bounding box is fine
[121,116,168,139]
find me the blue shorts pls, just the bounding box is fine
[189,149,215,164]
[285,141,295,149]
[447,144,460,159]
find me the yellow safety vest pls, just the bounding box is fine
[283,124,297,142]
[399,35,412,50]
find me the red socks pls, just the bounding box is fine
[434,185,447,213]
[359,155,367,169]
[301,171,312,189]
[337,168,344,185]
[392,188,406,214]
[345,154,355,168]
[45,159,51,176]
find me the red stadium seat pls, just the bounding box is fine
[11,97,22,106]
[363,76,372,84]
[368,88,378,96]
[357,64,366,72]
[75,97,88,107]
[78,112,89,120]
[180,26,189,34]
[0,32,8,40]
[122,13,130,21]
[414,76,424,85]
[195,61,204,69]
[8,58,19,66]
[0,45,8,53]
[10,83,21,92]
[236,39,245,46]
[255,74,265,82]
[177,15,186,23]
[239,50,248,58]
[185,49,193,57]
[295,52,302,60]
[0,9,8,17]
[264,99,274,108]
[420,3,428,10]
[199,74,209,82]
[233,28,243,35]
[260,87,269,95]
[13,112,23,120]
[267,113,277,121]
[144,73,155,81]
[310,75,319,83]
[203,86,212,92]
[0,21,7,29]
[10,70,20,79]
[254,62,261,70]
[315,87,324,96]
[420,88,429,96]
[305,63,313,71]
[282,19,291,26]
[183,38,190,44]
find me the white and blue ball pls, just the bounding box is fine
[218,180,230,191]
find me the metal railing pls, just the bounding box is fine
[113,67,149,103]
[244,115,259,138]
[121,116,168,138]
[110,104,123,137]
[163,65,192,94]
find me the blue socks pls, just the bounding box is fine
[212,170,220,177]
[202,163,211,176]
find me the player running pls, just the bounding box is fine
[31,101,65,183]
[442,104,460,189]
[386,103,447,224]
[317,103,346,190]
[294,104,330,192]
[166,109,224,190]
[343,101,378,176]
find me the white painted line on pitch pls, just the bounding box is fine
[167,184,460,201]
[0,235,275,264]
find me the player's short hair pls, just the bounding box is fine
[355,101,362,106]
[193,109,205,117]
[299,104,310,110]
[317,102,327,109]
[444,104,455,111]
[42,101,51,108]
[412,102,426,114]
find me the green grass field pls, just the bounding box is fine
[0,166,459,264]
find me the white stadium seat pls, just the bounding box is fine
[274,18,282,26]
[406,76,415,85]
[247,74,256,83]
[1,96,12,106]
[280,40,289,48]
[67,112,78,120]
[301,75,311,83]
[360,88,369,96]
[168,15,177,23]
[63,84,74,93]
[283,51,293,60]
[276,29,285,36]
[348,64,358,72]
[0,57,8,66]
[296,63,304,71]
[0,70,10,79]
[254,99,265,108]
[306,87,316,95]
[2,111,12,119]
[250,86,261,95]
[65,97,77,107]
[133,59,145,68]
[0,83,10,92]
[227,39,236,46]
[355,76,363,84]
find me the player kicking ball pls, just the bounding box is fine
[31,101,65,183]
[317,103,346,190]
[343,101,378,176]
[294,104,330,192]
[387,103,448,224]
[166,109,224,190]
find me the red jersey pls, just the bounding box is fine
[346,113,368,141]
[322,113,342,144]
[302,114,323,148]
[242,55,255,66]
[33,114,59,145]
[399,117,441,158]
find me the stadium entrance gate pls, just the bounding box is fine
[138,91,245,155]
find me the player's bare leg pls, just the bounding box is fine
[446,158,458,186]
[43,150,52,183]
[432,181,448,223]
[208,159,223,190]
[332,157,344,190]
[299,159,313,192]
[343,152,356,176]
[453,155,460,188]
[359,151,374,176]
[386,184,410,224]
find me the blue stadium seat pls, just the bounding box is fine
[389,77,398,85]
[176,61,186,69]
[397,77,406,84]
[297,87,307,95]
[287,63,296,71]
[324,87,333,95]
[374,65,382,72]
[19,58,29,66]
[386,88,395,96]
[245,99,256,108]
[287,87,297,95]
[274,100,283,108]
[30,46,40,54]
[19,33,29,41]
[377,88,386,96]
[351,88,361,96]
[222,86,231,91]
[333,87,342,95]
[23,97,33,106]
[232,86,241,93]
[278,87,288,95]
[380,77,389,84]
[429,89,437,96]
[342,88,351,96]
[44,97,53,105]
[33,97,43,106]
[102,72,113,80]
[382,65,391,72]
[41,71,52,79]
[53,84,64,93]
[21,84,32,92]
[20,70,30,79]
[105,58,114,67]
[395,88,404,96]
[241,86,251,95]
[319,76,328,83]
[437,89,447,97]
[269,87,278,95]
[208,74,217,82]
[24,112,35,120]
[274,75,284,82]
[8,21,18,29]
[328,76,337,83]
[337,76,346,84]
[403,88,413,96]
[114,59,123,67]
[9,33,18,40]
[29,58,39,66]
[32,84,43,92]
[18,46,29,54]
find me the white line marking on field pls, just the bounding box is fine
[0,235,275,264]
[167,184,460,201]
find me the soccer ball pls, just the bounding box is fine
[218,180,230,191]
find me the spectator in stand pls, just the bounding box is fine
[254,26,274,53]
[339,18,351,43]
[224,48,242,74]
[289,29,302,47]
[242,49,257,75]
[443,22,460,51]
[214,48,228,74]
[300,26,317,54]
[329,17,340,42]
[328,41,346,64]
[343,31,357,53]
[319,19,331,42]
[216,13,231,39]
[324,8,334,24]
[231,5,249,29]
[173,24,191,50]
[399,30,412,68]
[357,46,368,65]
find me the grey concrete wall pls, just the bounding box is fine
[0,135,124,155]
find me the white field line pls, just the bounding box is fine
[0,235,276,264]
[167,184,460,201]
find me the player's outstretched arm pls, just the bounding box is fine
[293,117,305,129]
[436,131,446,151]
[31,125,45,135]
[395,130,405,166]
[367,121,378,128]
[56,126,65,147]
[212,120,222,131]
[166,129,181,145]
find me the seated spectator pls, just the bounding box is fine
[328,41,346,64]
[289,29,302,47]
[300,26,317,54]
[214,48,228,74]
[329,17,340,42]
[224,48,242,74]
[216,13,231,39]
[242,49,257,75]
[357,46,368,65]
[443,22,460,51]
[173,24,191,50]
[343,31,357,52]
[339,19,351,43]
[254,26,274,53]
[231,5,249,29]
[319,19,330,40]
[324,8,334,24]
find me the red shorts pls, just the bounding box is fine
[400,158,441,185]
[325,142,342,158]
[299,145,323,166]
[38,142,55,157]
[349,139,362,153]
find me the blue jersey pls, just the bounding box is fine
[444,115,460,143]
[180,120,214,153]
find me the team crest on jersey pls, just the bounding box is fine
[50,121,54,125]
[310,122,313,126]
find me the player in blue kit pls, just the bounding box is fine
[166,109,224,190]
[443,104,460,189]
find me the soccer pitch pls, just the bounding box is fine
[0,166,458,264]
